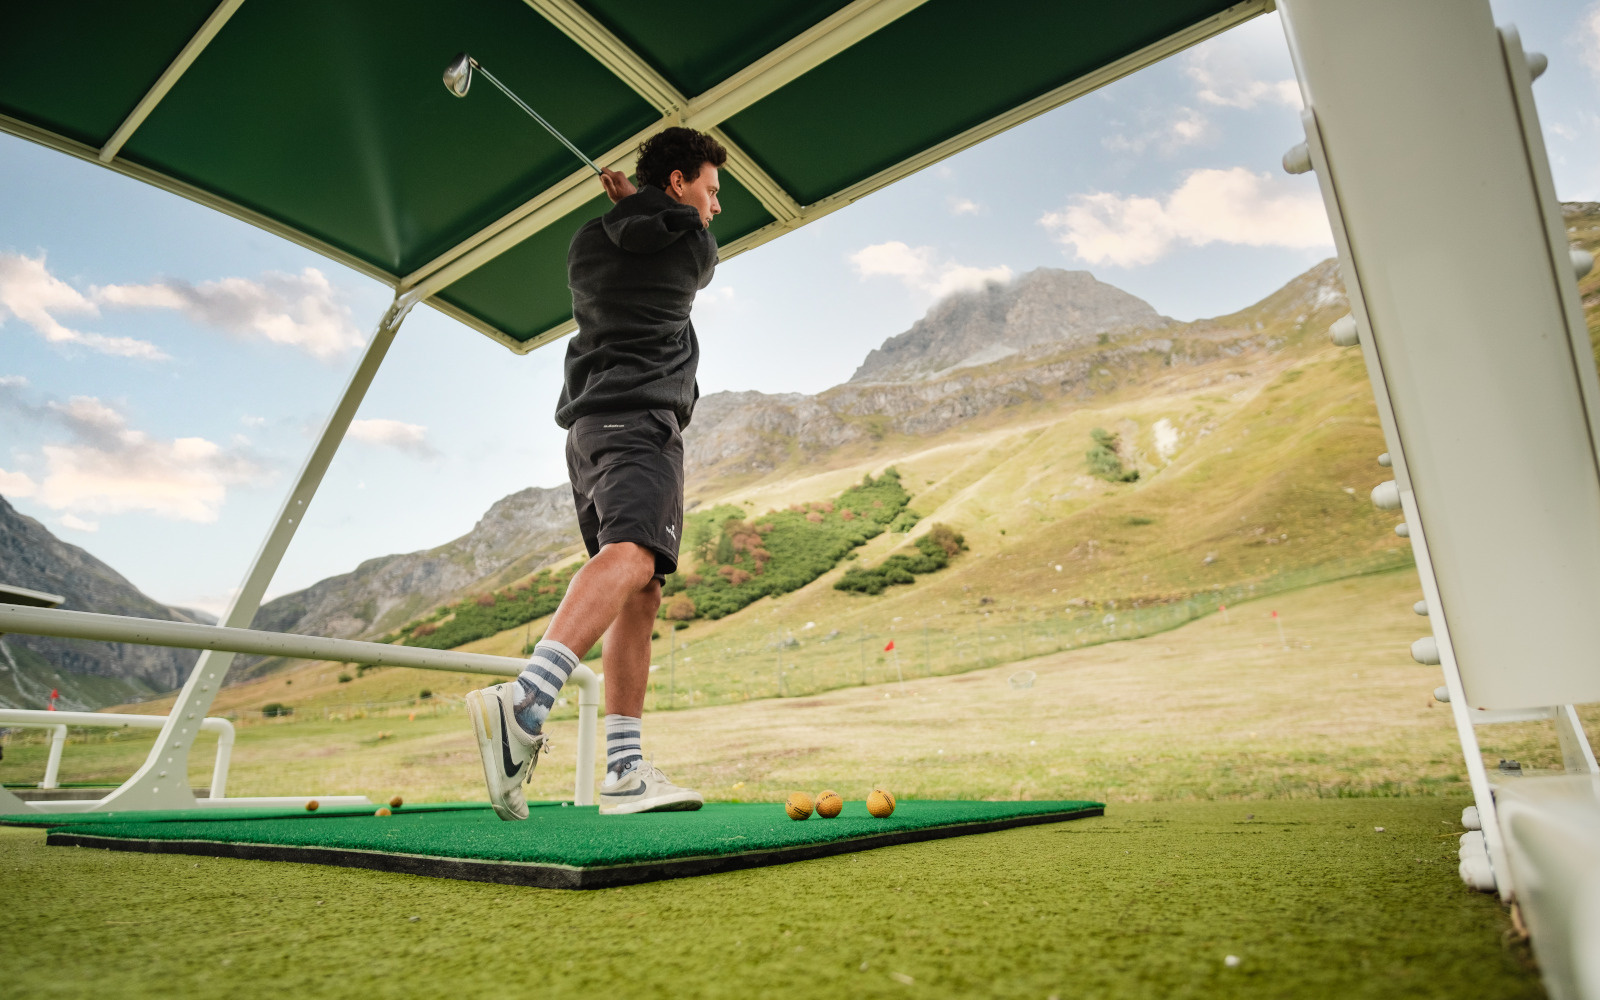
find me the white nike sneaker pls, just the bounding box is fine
[467,681,548,821]
[599,763,704,815]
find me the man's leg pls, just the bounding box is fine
[467,542,655,821]
[597,581,659,782]
[597,578,662,718]
[506,541,657,735]
[543,542,659,668]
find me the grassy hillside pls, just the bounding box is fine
[98,212,1600,721]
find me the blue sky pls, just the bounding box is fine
[1,3,1595,615]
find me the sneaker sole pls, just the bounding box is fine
[599,789,705,816]
[466,689,527,822]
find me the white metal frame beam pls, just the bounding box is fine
[451,0,1272,350]
[714,0,1272,263]
[98,0,247,162]
[0,0,1270,355]
[0,604,601,808]
[402,0,929,301]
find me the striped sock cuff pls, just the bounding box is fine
[605,713,644,776]
[517,639,579,701]
[512,640,581,734]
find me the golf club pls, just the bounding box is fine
[443,52,602,176]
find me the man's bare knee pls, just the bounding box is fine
[635,579,663,615]
[600,542,658,588]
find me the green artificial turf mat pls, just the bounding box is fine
[2,801,487,828]
[46,799,1103,888]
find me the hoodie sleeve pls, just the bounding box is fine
[602,192,704,254]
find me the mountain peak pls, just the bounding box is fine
[849,267,1170,383]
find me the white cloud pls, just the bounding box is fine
[1583,4,1600,78]
[849,241,1012,298]
[0,253,169,360]
[95,267,364,360]
[59,513,98,533]
[241,415,267,428]
[347,418,438,459]
[0,384,268,523]
[1039,168,1331,268]
[1103,108,1213,155]
[0,467,37,497]
[1184,13,1301,109]
[0,256,364,362]
[948,197,981,216]
[0,375,29,387]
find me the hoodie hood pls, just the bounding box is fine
[602,185,706,254]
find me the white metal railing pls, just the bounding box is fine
[0,604,599,807]
[0,709,234,795]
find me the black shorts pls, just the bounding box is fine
[566,408,684,580]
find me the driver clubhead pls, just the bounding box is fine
[443,52,474,98]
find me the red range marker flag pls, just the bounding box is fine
[884,640,895,652]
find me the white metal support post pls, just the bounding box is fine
[1278,0,1600,910]
[95,291,420,811]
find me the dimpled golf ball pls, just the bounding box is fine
[305,800,319,812]
[375,806,392,817]
[816,790,843,818]
[785,791,815,820]
[389,795,404,809]
[867,788,896,818]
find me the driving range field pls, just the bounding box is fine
[3,569,1587,998]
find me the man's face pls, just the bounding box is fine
[666,163,720,228]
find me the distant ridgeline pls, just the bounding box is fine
[391,563,578,650]
[661,469,952,621]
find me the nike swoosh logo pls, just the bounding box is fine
[602,782,648,797]
[498,706,522,779]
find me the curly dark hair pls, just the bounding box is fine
[635,127,728,191]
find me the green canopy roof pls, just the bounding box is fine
[0,0,1266,353]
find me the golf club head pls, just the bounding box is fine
[443,52,474,98]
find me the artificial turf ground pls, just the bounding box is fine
[32,799,1104,888]
[1,797,1540,999]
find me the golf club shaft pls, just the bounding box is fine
[475,63,602,176]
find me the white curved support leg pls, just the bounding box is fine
[570,664,600,806]
[40,724,66,789]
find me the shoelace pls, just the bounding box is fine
[525,735,552,785]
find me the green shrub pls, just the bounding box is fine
[261,702,293,718]
[337,673,352,684]
[1086,427,1139,483]
[835,523,966,595]
[401,565,571,650]
[890,508,921,532]
[418,689,432,700]
[659,469,914,621]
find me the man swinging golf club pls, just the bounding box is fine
[468,127,724,820]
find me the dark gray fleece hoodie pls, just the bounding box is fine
[555,185,717,430]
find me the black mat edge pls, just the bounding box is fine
[46,806,1104,889]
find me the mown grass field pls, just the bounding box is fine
[0,798,1541,1000]
[3,571,1575,999]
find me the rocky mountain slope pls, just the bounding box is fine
[234,485,579,676]
[684,261,1340,487]
[849,267,1170,383]
[0,495,210,708]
